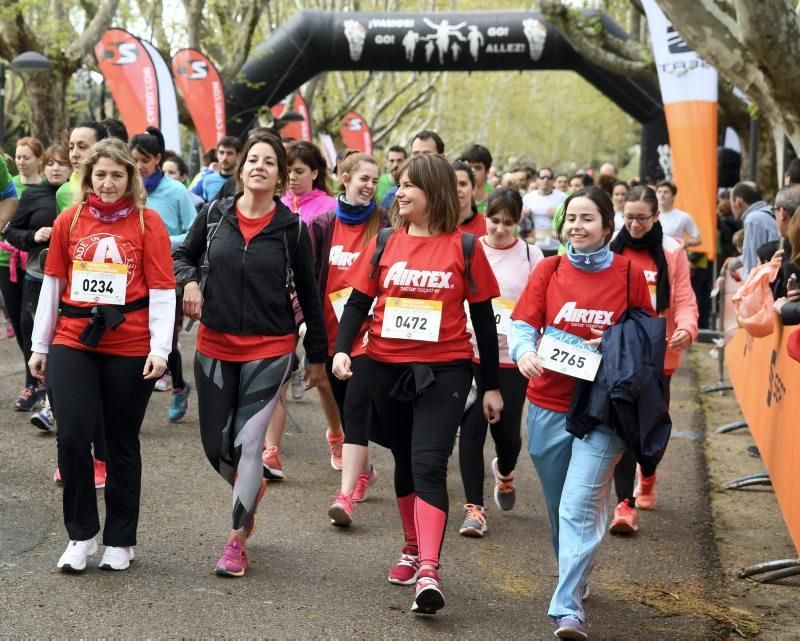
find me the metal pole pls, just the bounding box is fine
[0,63,6,151]
[748,118,760,181]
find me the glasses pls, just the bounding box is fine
[622,214,655,224]
[538,174,553,180]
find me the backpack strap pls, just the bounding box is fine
[524,239,530,265]
[461,232,477,295]
[369,227,396,279]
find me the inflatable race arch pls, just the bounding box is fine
[225,10,667,177]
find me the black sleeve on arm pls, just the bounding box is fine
[292,223,328,364]
[469,299,500,391]
[781,300,800,326]
[4,197,36,251]
[334,289,373,356]
[172,204,208,285]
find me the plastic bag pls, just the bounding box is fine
[732,261,780,338]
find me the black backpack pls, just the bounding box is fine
[368,227,478,294]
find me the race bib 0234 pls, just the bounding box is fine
[71,261,128,305]
[538,326,602,381]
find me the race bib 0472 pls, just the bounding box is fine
[381,297,442,342]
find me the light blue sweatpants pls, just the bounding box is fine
[527,403,626,622]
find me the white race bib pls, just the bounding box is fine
[70,261,128,305]
[492,298,515,335]
[329,286,353,322]
[381,297,442,342]
[538,326,602,381]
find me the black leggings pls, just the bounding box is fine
[459,365,527,506]
[48,345,154,545]
[194,351,292,531]
[614,374,672,505]
[367,358,472,512]
[168,294,185,388]
[0,266,33,386]
[21,277,42,385]
[324,355,370,446]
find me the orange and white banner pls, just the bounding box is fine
[139,39,181,151]
[172,49,226,152]
[726,326,800,554]
[95,29,159,137]
[271,93,312,141]
[339,111,373,154]
[642,0,718,259]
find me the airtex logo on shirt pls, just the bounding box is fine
[384,261,453,289]
[553,302,614,326]
[329,245,360,268]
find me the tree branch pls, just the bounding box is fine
[66,0,121,62]
[220,0,268,84]
[538,0,654,81]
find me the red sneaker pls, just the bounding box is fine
[326,430,344,471]
[412,568,445,615]
[609,498,639,535]
[351,465,377,503]
[215,538,248,577]
[93,459,107,490]
[262,446,284,480]
[388,545,420,585]
[634,470,657,510]
[328,491,354,527]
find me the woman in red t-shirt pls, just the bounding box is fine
[307,152,387,527]
[452,161,487,236]
[608,185,698,532]
[173,131,327,579]
[28,139,176,573]
[508,187,653,639]
[332,154,503,616]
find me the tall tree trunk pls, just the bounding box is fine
[21,69,71,146]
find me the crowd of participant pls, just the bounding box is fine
[3,117,798,640]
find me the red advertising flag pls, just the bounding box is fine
[171,49,226,151]
[271,93,312,141]
[339,111,373,154]
[95,29,159,136]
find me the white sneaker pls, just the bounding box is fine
[99,546,135,571]
[57,538,98,572]
[154,373,171,392]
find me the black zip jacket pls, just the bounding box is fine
[172,194,327,364]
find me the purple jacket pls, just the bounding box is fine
[282,188,337,225]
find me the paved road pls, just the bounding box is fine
[0,336,729,638]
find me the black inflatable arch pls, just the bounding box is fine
[226,10,667,177]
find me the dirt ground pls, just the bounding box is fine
[692,347,800,639]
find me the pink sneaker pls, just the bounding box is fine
[328,491,354,527]
[94,459,106,490]
[5,321,14,339]
[634,469,657,510]
[215,538,248,577]
[351,465,377,503]
[412,568,445,615]
[388,545,420,585]
[53,466,62,485]
[609,498,639,535]
[262,446,284,481]
[326,430,344,470]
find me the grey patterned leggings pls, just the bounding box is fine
[194,351,292,531]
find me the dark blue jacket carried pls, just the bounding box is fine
[566,307,671,477]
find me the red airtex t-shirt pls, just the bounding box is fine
[511,254,653,412]
[460,213,487,237]
[45,206,176,356]
[346,227,500,364]
[323,219,369,357]
[195,206,295,362]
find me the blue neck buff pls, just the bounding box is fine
[336,194,376,225]
[566,242,613,272]
[143,170,164,194]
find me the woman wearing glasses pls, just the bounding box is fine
[608,185,698,534]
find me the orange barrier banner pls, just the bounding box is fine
[726,327,800,554]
